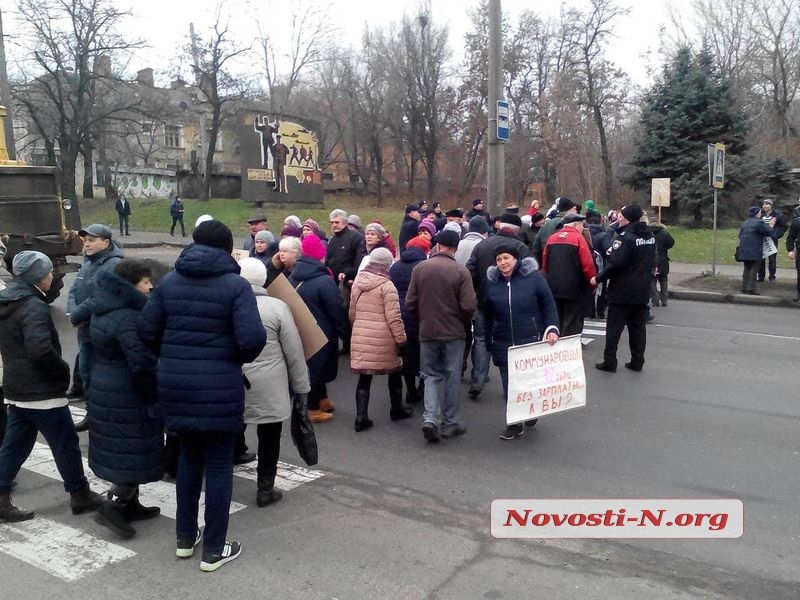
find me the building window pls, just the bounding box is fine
[164,125,182,148]
[323,172,334,181]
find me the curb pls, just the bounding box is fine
[670,288,799,308]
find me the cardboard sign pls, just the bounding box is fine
[267,273,328,360]
[651,178,671,207]
[232,249,250,262]
[506,335,586,425]
[763,237,778,258]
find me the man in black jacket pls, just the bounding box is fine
[398,204,422,251]
[326,208,365,353]
[591,204,655,373]
[0,251,101,522]
[758,199,787,282]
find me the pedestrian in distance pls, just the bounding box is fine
[349,247,412,431]
[239,258,310,507]
[738,206,774,295]
[89,259,164,539]
[483,244,559,440]
[786,203,800,301]
[115,194,132,236]
[0,251,103,523]
[170,196,186,237]
[138,219,266,572]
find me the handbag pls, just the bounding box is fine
[734,245,742,262]
[290,393,318,466]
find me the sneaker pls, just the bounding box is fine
[176,529,202,558]
[200,541,242,572]
[422,422,440,444]
[499,424,524,440]
[467,385,482,398]
[441,425,467,439]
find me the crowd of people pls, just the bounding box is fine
[0,194,683,572]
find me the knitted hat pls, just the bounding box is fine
[301,234,327,260]
[406,236,432,254]
[193,220,234,254]
[417,220,437,237]
[280,225,302,238]
[255,230,275,244]
[303,219,321,235]
[405,204,420,214]
[195,214,213,227]
[748,206,760,218]
[494,244,521,259]
[472,198,484,207]
[239,257,267,287]
[13,250,53,285]
[347,214,362,229]
[434,229,460,249]
[499,213,522,228]
[368,247,394,272]
[620,204,644,223]
[284,215,302,229]
[468,216,490,234]
[443,222,463,235]
[445,208,464,218]
[585,200,597,211]
[365,222,387,238]
[556,197,578,212]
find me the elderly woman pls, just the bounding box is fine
[417,220,437,246]
[357,222,391,272]
[349,247,412,432]
[302,219,328,244]
[250,230,276,263]
[738,206,774,295]
[89,259,163,539]
[484,244,559,441]
[238,258,309,507]
[289,235,349,423]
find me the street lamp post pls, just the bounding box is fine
[487,0,504,216]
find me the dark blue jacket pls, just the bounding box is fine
[289,257,348,385]
[0,281,70,401]
[483,257,559,366]
[138,244,266,432]
[738,217,772,262]
[398,215,421,251]
[89,270,164,484]
[68,242,125,339]
[390,247,427,375]
[595,221,656,304]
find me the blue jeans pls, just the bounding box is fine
[175,431,236,555]
[420,339,465,433]
[0,405,89,493]
[470,312,490,389]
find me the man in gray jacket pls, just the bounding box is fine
[406,230,476,443]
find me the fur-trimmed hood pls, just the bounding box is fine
[486,256,539,283]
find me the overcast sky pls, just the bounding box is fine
[0,0,691,86]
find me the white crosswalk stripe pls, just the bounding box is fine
[0,406,326,581]
[581,319,607,345]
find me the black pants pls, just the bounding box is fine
[234,428,249,457]
[651,274,669,306]
[0,397,6,446]
[758,252,777,280]
[555,297,585,337]
[308,383,328,411]
[118,214,129,235]
[170,216,186,236]
[256,422,282,484]
[742,261,760,292]
[356,373,402,395]
[794,251,800,293]
[603,303,647,369]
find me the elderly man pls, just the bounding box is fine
[399,204,422,251]
[406,230,476,443]
[244,214,269,252]
[0,251,102,522]
[757,199,787,282]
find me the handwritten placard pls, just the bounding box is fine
[506,334,586,424]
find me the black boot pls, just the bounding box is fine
[256,475,283,507]
[74,416,89,432]
[0,492,34,522]
[95,498,136,539]
[389,375,413,421]
[354,388,373,432]
[70,485,102,515]
[123,489,160,521]
[66,355,84,399]
[403,374,420,404]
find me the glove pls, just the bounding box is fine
[397,343,407,356]
[293,392,308,412]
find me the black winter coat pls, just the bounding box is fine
[89,270,164,485]
[289,257,349,385]
[138,243,266,433]
[390,247,427,375]
[650,223,675,275]
[398,215,421,251]
[0,282,70,401]
[596,221,656,304]
[738,217,772,262]
[326,227,365,283]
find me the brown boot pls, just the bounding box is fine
[308,409,334,423]
[318,398,336,413]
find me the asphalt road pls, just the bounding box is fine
[1,247,798,599]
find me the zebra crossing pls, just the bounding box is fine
[581,318,607,345]
[0,406,325,582]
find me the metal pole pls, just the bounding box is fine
[0,8,17,160]
[189,23,207,180]
[487,0,504,216]
[712,188,718,276]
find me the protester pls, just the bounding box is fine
[239,258,310,507]
[649,219,676,307]
[244,214,269,252]
[532,197,581,265]
[349,248,411,431]
[484,244,559,440]
[0,251,102,522]
[170,196,186,237]
[757,199,786,282]
[406,230,476,443]
[399,204,423,251]
[786,204,800,302]
[89,260,163,539]
[139,220,266,572]
[738,206,774,295]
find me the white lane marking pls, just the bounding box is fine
[25,442,247,525]
[654,323,800,341]
[0,517,135,582]
[582,328,607,336]
[233,461,325,491]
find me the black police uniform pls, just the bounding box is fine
[594,221,655,371]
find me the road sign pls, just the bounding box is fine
[710,142,726,189]
[497,100,509,141]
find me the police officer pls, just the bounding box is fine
[591,204,655,373]
[786,203,800,302]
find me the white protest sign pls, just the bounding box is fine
[762,237,777,258]
[506,335,586,425]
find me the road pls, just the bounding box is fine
[1,246,798,599]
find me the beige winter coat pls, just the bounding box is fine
[349,269,406,374]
